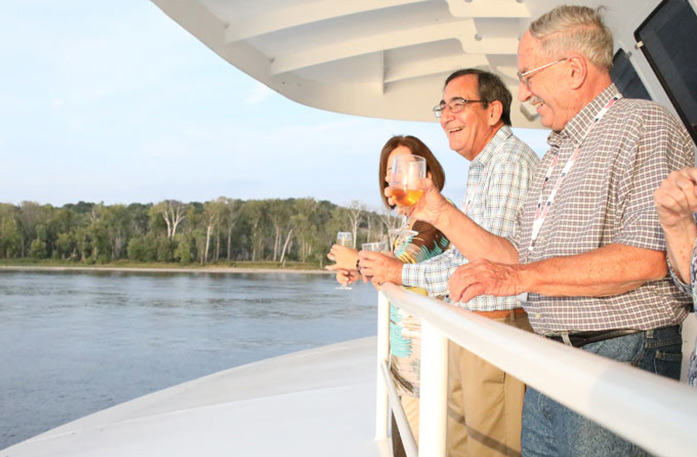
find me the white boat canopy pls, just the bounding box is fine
[151,0,675,129]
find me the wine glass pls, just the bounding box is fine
[361,241,389,253]
[335,231,353,290]
[389,155,426,238]
[360,241,389,281]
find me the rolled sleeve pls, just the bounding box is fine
[402,249,465,297]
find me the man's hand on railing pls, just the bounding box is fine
[358,251,403,288]
[449,259,524,302]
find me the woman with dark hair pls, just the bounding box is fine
[377,135,446,211]
[327,135,449,452]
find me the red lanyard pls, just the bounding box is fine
[526,95,622,255]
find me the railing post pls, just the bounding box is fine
[375,291,390,440]
[418,320,448,457]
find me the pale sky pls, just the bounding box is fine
[0,1,550,211]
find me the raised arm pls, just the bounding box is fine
[393,178,519,264]
[654,167,697,284]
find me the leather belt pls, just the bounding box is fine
[545,329,642,348]
[470,307,527,320]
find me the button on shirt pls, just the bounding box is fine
[402,125,539,311]
[510,84,694,333]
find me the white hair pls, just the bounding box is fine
[529,5,613,70]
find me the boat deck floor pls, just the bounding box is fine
[2,337,391,457]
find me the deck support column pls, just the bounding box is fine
[418,321,448,457]
[374,291,390,440]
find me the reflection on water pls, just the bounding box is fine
[0,270,378,450]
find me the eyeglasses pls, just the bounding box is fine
[517,57,567,86]
[432,97,486,118]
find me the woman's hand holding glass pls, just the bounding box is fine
[328,231,355,290]
[326,244,359,271]
[335,268,361,287]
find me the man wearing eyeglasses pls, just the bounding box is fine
[360,68,539,457]
[385,5,693,456]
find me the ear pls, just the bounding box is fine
[487,100,503,126]
[567,54,587,90]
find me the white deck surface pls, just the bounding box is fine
[2,337,391,457]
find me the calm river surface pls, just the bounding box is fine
[0,270,378,450]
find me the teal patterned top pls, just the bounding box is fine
[390,219,450,397]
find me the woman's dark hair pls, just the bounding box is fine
[378,135,446,209]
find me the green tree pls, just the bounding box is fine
[241,200,270,262]
[173,234,193,265]
[152,200,187,240]
[127,234,156,262]
[16,201,43,257]
[219,198,242,261]
[0,204,21,258]
[29,238,47,259]
[128,203,151,236]
[155,236,174,262]
[55,232,77,260]
[103,205,132,260]
[201,199,223,264]
[87,204,111,263]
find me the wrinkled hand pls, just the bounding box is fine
[326,245,359,270]
[654,167,697,229]
[358,251,403,289]
[449,259,524,303]
[385,177,450,226]
[333,269,361,286]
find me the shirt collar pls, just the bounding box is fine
[547,83,620,149]
[471,125,512,168]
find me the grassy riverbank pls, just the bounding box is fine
[0,259,330,274]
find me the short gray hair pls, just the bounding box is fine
[529,5,613,70]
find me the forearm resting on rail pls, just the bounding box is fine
[521,244,667,297]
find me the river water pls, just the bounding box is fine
[0,270,378,450]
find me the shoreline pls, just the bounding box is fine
[0,265,332,275]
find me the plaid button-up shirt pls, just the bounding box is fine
[511,84,694,334]
[402,125,539,311]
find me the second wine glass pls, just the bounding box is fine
[390,154,426,237]
[335,231,353,290]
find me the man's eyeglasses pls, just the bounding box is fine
[517,57,567,87]
[432,98,486,118]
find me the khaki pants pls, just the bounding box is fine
[447,312,532,457]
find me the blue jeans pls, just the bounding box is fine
[521,325,683,457]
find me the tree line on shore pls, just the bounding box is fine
[0,198,400,267]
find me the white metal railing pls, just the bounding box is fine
[374,284,697,457]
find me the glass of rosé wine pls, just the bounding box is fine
[389,155,426,238]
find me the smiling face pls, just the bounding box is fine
[439,74,498,161]
[517,31,575,131]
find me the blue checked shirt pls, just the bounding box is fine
[402,125,539,311]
